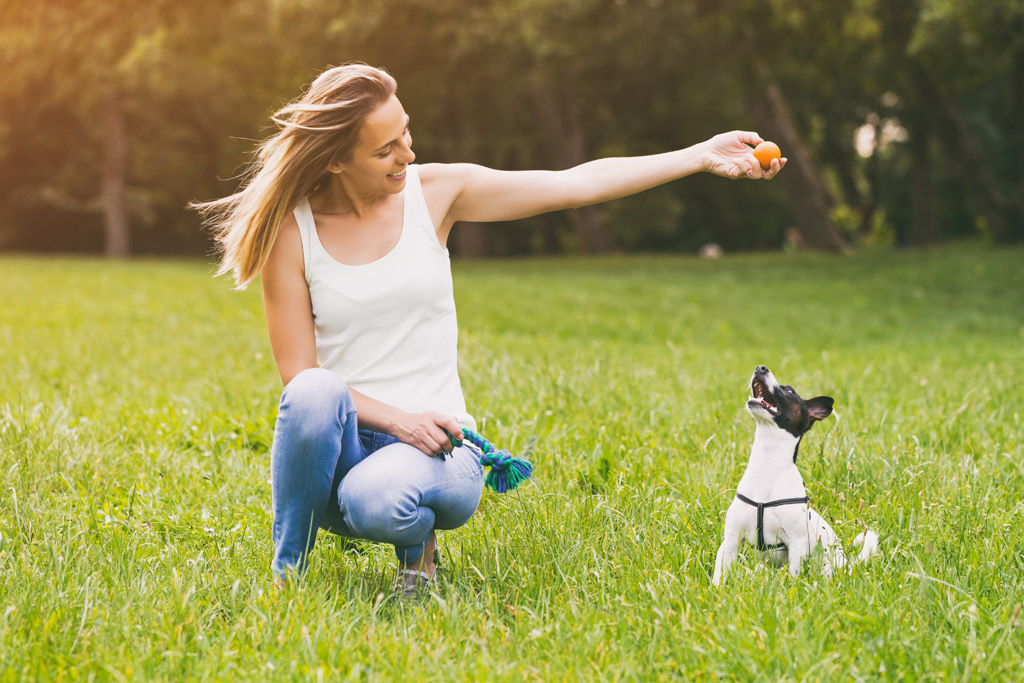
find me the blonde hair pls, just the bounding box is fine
[193,63,398,289]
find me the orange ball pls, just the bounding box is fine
[753,141,781,169]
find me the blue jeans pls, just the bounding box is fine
[270,368,484,578]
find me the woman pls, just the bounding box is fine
[195,63,784,595]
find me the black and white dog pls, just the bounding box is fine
[712,366,878,585]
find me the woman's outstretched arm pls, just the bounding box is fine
[422,131,785,241]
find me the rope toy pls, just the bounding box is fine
[442,428,533,493]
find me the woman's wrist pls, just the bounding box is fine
[380,407,406,439]
[691,140,714,174]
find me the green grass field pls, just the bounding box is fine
[1,245,1023,681]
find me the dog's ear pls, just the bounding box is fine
[806,396,834,422]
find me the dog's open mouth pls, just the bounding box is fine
[751,378,780,415]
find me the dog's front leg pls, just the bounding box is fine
[786,537,810,577]
[712,538,739,586]
[713,504,747,586]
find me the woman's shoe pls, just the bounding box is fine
[395,569,433,600]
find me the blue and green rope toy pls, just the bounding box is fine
[442,428,533,493]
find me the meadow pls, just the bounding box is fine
[1,245,1022,681]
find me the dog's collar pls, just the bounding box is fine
[735,492,810,552]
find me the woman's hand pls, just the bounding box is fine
[701,131,786,180]
[390,411,464,457]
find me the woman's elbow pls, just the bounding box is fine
[555,174,598,210]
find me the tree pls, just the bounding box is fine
[3,0,1018,256]
[0,1,170,255]
[906,0,1024,243]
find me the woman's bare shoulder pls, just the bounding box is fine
[417,164,478,229]
[264,211,304,276]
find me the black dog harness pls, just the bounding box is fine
[735,492,809,551]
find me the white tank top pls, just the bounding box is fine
[293,164,475,430]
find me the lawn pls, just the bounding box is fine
[1,245,1022,681]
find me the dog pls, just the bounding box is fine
[712,366,878,585]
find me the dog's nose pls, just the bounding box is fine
[756,365,769,374]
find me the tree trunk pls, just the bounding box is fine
[531,81,610,254]
[1009,27,1024,239]
[821,126,864,212]
[102,84,129,257]
[937,92,1013,243]
[435,81,489,258]
[455,222,489,258]
[914,64,1016,243]
[754,61,850,253]
[821,124,877,239]
[564,207,608,254]
[908,108,938,246]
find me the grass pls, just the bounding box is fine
[1,245,1023,681]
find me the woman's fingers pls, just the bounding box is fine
[737,156,757,179]
[430,414,463,458]
[407,413,464,456]
[434,414,464,445]
[394,413,450,456]
[761,157,787,179]
[732,130,764,147]
[744,151,787,180]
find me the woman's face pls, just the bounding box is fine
[336,94,415,195]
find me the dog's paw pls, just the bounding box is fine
[853,530,880,559]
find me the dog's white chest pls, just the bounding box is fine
[728,495,807,555]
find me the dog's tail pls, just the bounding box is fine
[851,529,880,564]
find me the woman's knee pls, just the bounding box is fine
[282,367,348,405]
[430,459,484,530]
[277,368,353,436]
[338,444,484,541]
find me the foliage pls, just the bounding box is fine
[1,247,1023,679]
[0,0,1020,254]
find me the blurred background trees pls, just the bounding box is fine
[0,0,1020,258]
